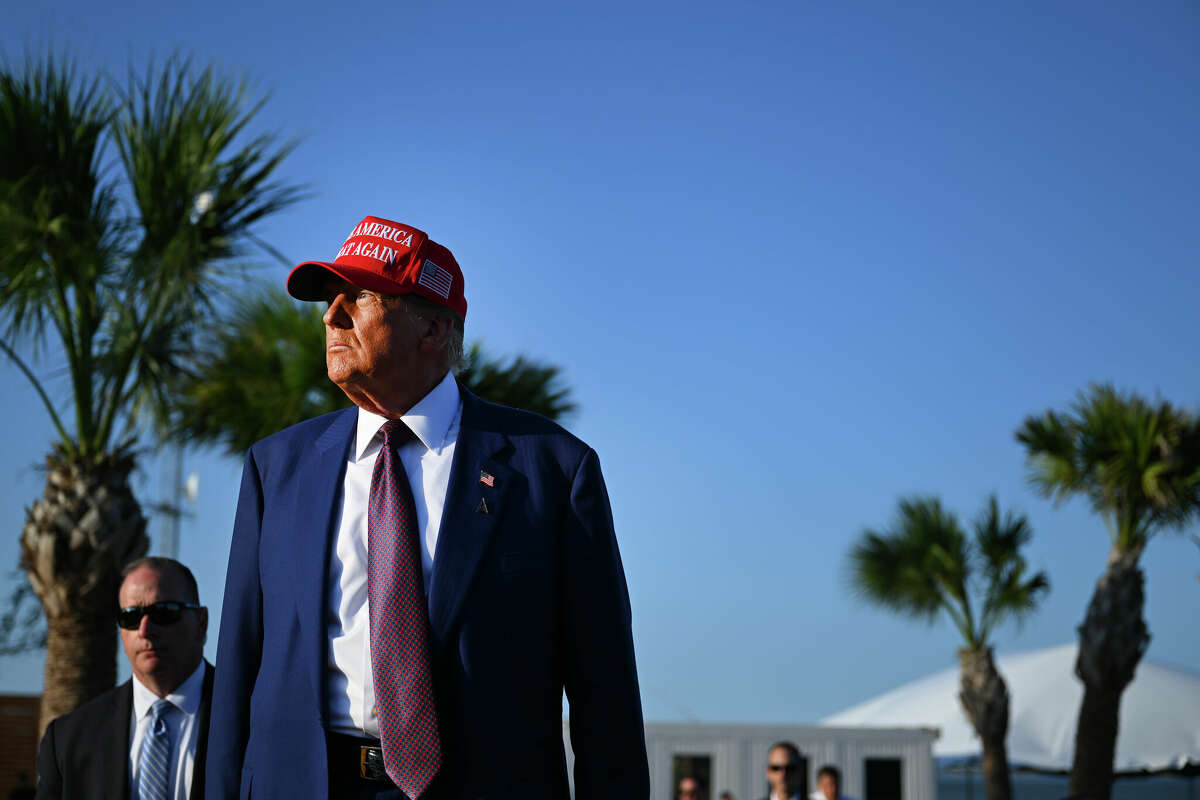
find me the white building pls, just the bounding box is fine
[564,721,939,800]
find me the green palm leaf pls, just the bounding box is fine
[1016,384,1200,552]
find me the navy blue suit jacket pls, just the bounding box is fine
[206,387,649,799]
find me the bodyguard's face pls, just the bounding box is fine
[119,566,206,697]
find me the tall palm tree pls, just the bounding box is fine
[173,288,577,456]
[0,56,300,734]
[1016,384,1200,799]
[848,495,1049,800]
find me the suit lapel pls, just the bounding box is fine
[427,392,512,653]
[189,661,215,799]
[289,408,357,715]
[108,681,133,799]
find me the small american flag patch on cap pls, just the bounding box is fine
[418,259,453,299]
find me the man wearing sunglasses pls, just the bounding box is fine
[35,557,212,800]
[760,741,807,800]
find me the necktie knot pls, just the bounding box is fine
[379,419,414,451]
[150,699,171,726]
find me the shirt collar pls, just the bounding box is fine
[131,660,206,719]
[354,371,461,461]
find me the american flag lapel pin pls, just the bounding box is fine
[479,470,495,488]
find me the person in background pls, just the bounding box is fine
[679,776,706,800]
[811,765,850,800]
[760,741,805,800]
[35,557,213,800]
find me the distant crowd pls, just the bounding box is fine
[676,742,849,800]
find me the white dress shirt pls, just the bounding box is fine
[129,661,207,800]
[326,371,462,736]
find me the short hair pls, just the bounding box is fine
[121,557,200,603]
[817,764,840,783]
[768,741,803,762]
[400,293,466,374]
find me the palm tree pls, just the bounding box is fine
[0,56,300,734]
[173,288,577,457]
[458,342,576,421]
[1016,384,1200,799]
[848,495,1049,800]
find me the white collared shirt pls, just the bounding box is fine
[326,371,462,736]
[129,661,207,800]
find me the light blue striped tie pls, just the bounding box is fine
[138,699,172,800]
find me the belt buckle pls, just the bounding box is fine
[360,745,387,781]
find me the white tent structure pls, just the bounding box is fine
[822,643,1200,774]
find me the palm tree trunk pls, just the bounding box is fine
[1070,546,1149,800]
[41,583,121,732]
[19,448,148,736]
[959,646,1012,800]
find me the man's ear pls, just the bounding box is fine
[417,314,453,354]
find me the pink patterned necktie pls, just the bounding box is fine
[368,419,442,798]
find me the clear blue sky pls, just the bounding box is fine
[2,1,1198,726]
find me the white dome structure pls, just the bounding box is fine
[821,643,1200,773]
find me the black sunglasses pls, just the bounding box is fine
[117,602,204,630]
[768,764,799,773]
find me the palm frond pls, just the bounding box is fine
[459,342,576,422]
[973,495,1051,641]
[847,495,976,643]
[86,57,305,446]
[172,288,342,456]
[0,55,123,456]
[1016,384,1200,553]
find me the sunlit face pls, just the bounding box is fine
[118,566,206,697]
[321,278,423,395]
[818,773,839,800]
[766,746,802,797]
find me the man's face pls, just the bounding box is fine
[678,777,699,800]
[119,565,206,696]
[818,773,839,800]
[766,746,802,797]
[322,279,424,396]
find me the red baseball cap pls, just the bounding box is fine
[286,215,467,319]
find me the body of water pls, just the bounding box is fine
[938,771,1198,800]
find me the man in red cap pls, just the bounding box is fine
[206,217,649,799]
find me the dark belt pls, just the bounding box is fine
[326,731,391,782]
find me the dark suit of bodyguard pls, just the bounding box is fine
[206,217,649,799]
[37,558,214,799]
